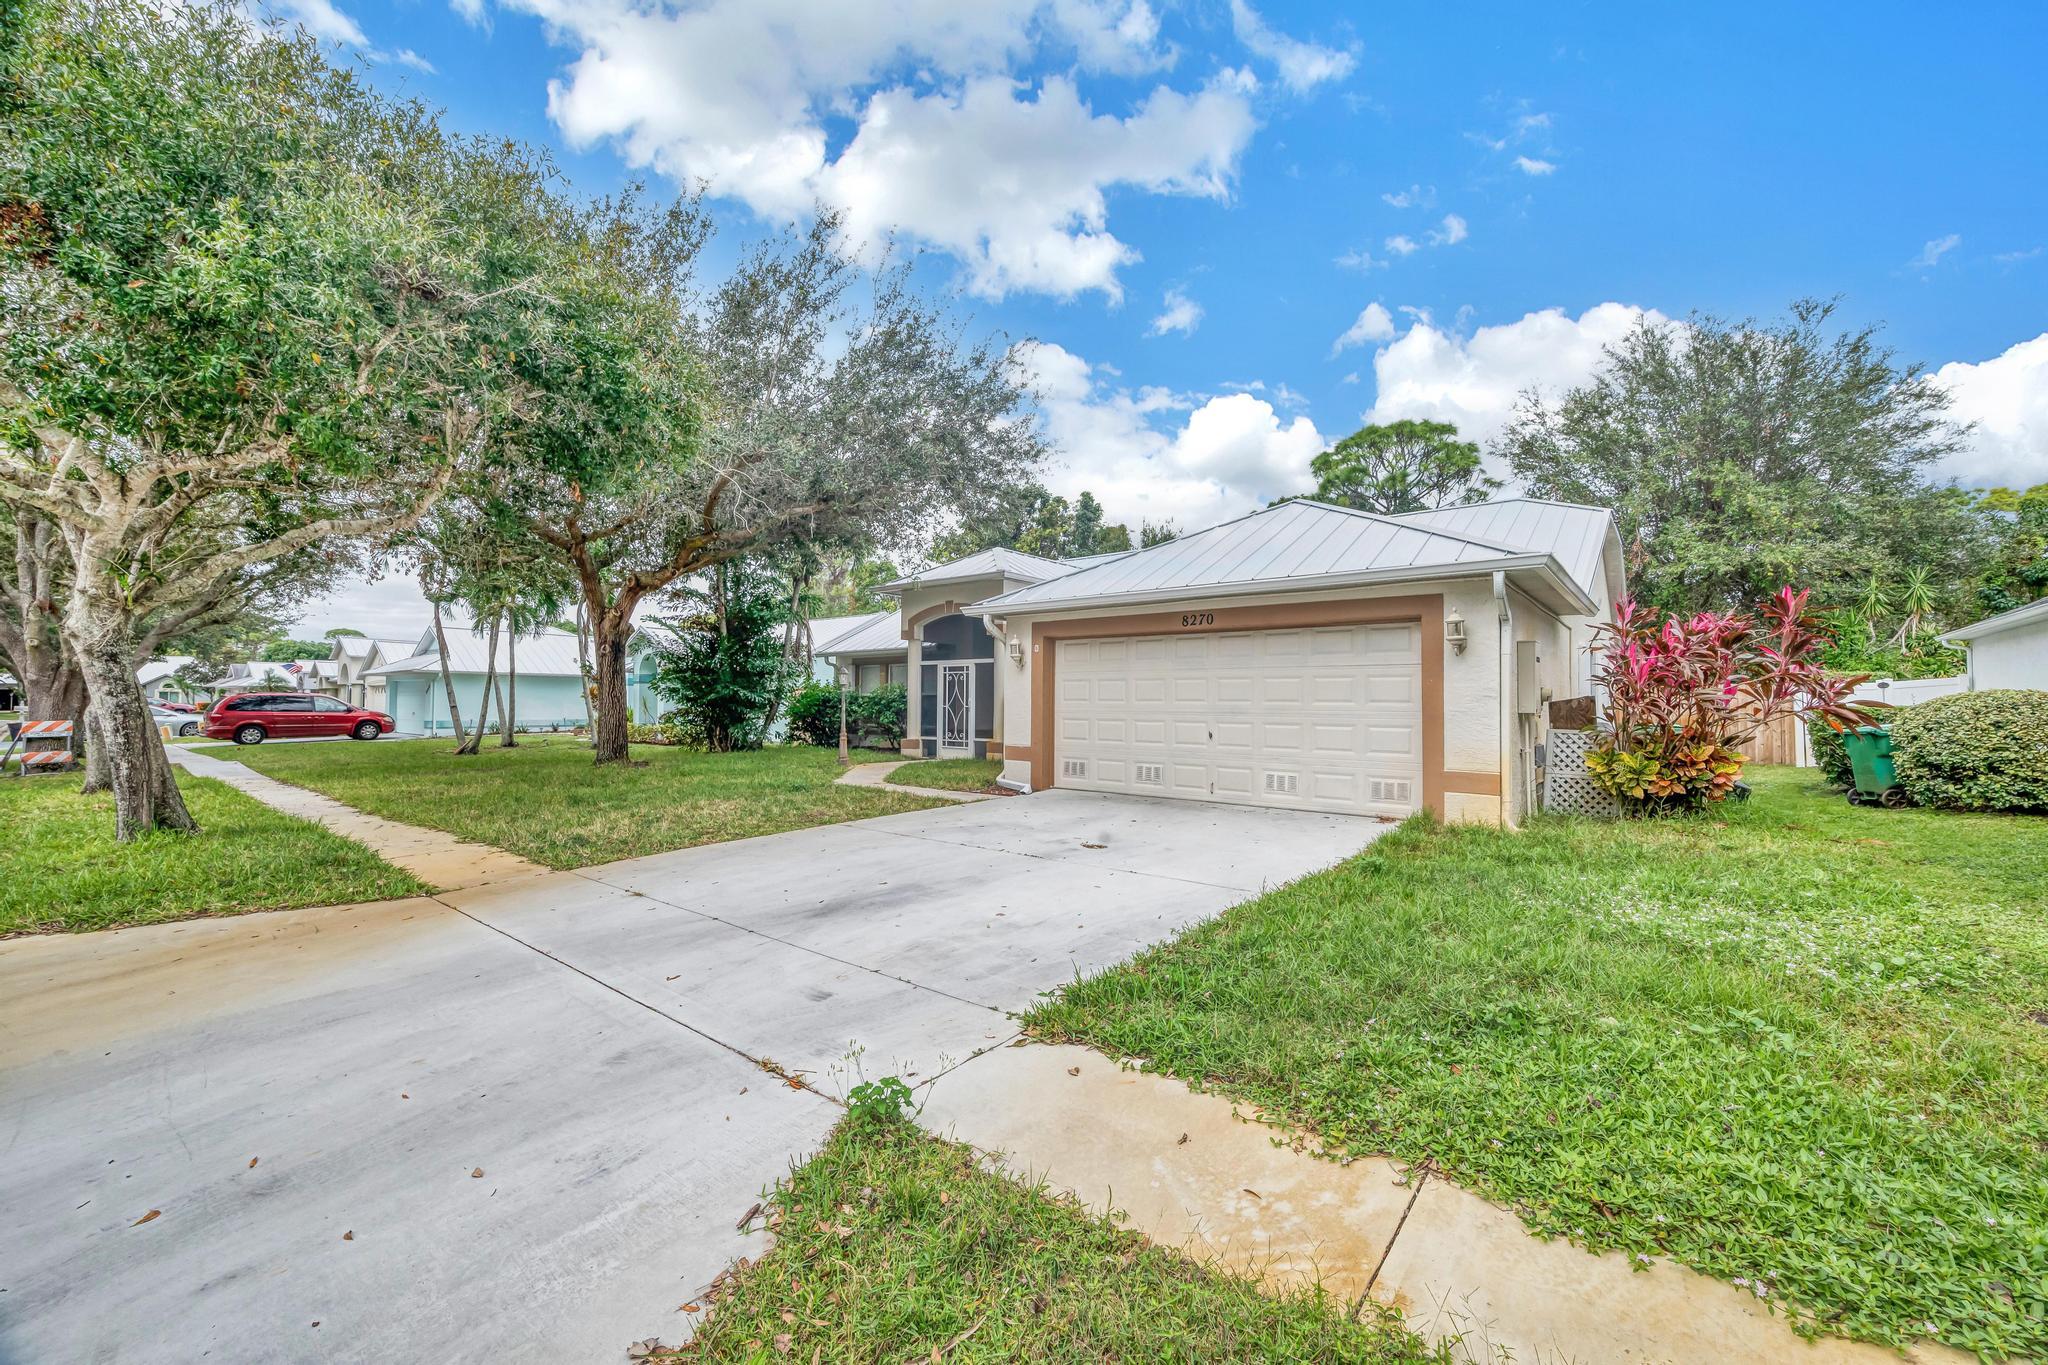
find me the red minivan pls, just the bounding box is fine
[202,693,394,745]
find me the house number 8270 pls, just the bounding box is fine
[1180,611,1215,628]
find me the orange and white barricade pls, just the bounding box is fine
[3,718,78,774]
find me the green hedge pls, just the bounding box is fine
[783,680,906,748]
[1889,689,2048,812]
[1806,717,1852,788]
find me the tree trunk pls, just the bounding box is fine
[574,603,593,732]
[591,616,632,764]
[80,701,111,793]
[431,599,468,748]
[500,625,518,747]
[456,611,501,756]
[72,628,194,839]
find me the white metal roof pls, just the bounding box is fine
[1942,595,2048,643]
[974,499,1598,616]
[815,610,903,656]
[1387,499,1617,604]
[877,546,1073,594]
[331,635,377,659]
[369,624,584,678]
[136,656,195,686]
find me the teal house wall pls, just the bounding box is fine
[384,672,589,736]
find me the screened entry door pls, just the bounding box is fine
[938,664,973,755]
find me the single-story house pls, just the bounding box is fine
[328,635,424,712]
[0,673,18,711]
[136,656,200,705]
[1941,597,2048,691]
[366,622,590,735]
[202,658,339,698]
[824,498,1624,828]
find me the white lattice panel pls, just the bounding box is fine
[1544,728,1620,819]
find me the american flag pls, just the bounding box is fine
[282,662,303,675]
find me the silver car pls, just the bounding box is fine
[151,705,202,738]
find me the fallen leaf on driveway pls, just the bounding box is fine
[1177,1133,1189,1146]
[1241,1188,1261,1200]
[342,1231,353,1241]
[736,1202,762,1231]
[248,1157,259,1168]
[679,1303,701,1314]
[131,1209,160,1226]
[1066,1066,1080,1076]
[1081,842,1106,849]
[470,1167,484,1179]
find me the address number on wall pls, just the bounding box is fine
[1179,611,1215,628]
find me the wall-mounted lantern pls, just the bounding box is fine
[1445,609,1468,655]
[1007,636,1024,664]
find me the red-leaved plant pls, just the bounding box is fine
[1586,587,1875,809]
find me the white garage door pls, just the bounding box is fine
[1053,622,1423,818]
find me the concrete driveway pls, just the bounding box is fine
[0,791,1386,1364]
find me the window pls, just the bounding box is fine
[224,695,275,711]
[312,696,351,713]
[267,696,315,711]
[857,663,881,693]
[917,613,993,661]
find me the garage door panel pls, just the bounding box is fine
[1055,624,1423,816]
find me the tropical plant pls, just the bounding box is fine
[1890,690,2048,812]
[1588,588,1875,811]
[1806,715,1853,788]
[647,562,793,752]
[784,680,842,747]
[848,683,908,748]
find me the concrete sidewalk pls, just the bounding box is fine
[167,745,547,890]
[916,1043,1969,1365]
[833,757,995,802]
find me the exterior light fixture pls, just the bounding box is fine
[1445,610,1468,655]
[1007,636,1024,664]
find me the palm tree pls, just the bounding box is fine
[1854,573,1892,643]
[1891,566,1937,646]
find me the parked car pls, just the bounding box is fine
[150,705,202,737]
[153,700,200,713]
[202,693,393,745]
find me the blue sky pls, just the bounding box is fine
[289,0,2048,635]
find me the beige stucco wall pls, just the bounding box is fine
[1965,621,2048,691]
[897,572,1029,755]
[988,578,1509,820]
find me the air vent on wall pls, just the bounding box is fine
[1262,771,1300,795]
[1370,778,1413,804]
[1135,763,1164,785]
[1062,758,1088,778]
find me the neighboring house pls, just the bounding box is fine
[1941,598,2048,691]
[0,673,19,711]
[202,658,338,697]
[624,612,874,730]
[136,656,199,704]
[826,499,1625,828]
[327,635,422,711]
[365,621,591,736]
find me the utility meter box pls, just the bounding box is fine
[1515,640,1541,715]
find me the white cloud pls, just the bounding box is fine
[1148,286,1203,336]
[1931,332,2048,488]
[1384,234,1419,257]
[1911,233,1961,269]
[394,47,437,72]
[1330,301,1395,355]
[1228,0,1355,93]
[1381,184,1434,210]
[268,0,369,46]
[1995,246,2043,264]
[1430,213,1468,246]
[1335,246,1385,270]
[1017,341,1324,531]
[498,0,1252,300]
[1513,155,1555,175]
[1365,302,1668,456]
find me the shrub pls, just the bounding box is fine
[1807,716,1852,787]
[848,683,907,747]
[1589,588,1873,811]
[1890,689,2048,812]
[785,680,840,746]
[626,721,685,746]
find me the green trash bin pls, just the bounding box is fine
[1841,725,1908,808]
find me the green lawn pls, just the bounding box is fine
[1029,767,2048,1360]
[0,772,426,934]
[884,756,1004,791]
[229,737,943,869]
[652,1116,1445,1364]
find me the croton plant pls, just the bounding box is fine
[1586,587,1875,810]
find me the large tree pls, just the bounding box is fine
[501,210,1045,764]
[0,0,575,836]
[1498,299,1982,616]
[1305,419,1502,514]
